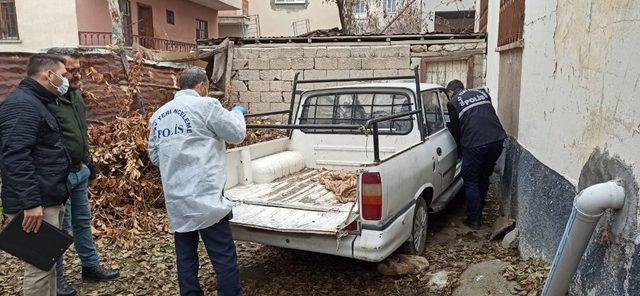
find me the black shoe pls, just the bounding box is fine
[57,278,77,296]
[82,265,120,283]
[463,219,482,230]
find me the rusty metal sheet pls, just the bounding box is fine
[0,52,182,122]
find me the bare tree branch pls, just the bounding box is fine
[380,0,419,34]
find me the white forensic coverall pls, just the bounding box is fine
[148,89,246,233]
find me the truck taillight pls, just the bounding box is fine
[361,172,382,220]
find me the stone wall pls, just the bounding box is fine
[227,41,486,114]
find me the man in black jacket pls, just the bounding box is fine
[46,48,120,296]
[446,80,507,230]
[0,53,71,296]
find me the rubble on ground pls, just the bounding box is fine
[377,254,430,276]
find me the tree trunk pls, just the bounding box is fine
[106,0,145,114]
[336,0,348,34]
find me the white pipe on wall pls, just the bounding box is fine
[542,180,626,296]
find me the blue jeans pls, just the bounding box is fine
[56,166,100,281]
[174,217,242,296]
[461,140,504,223]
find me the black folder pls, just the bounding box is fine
[0,211,73,271]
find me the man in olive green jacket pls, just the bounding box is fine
[47,48,119,296]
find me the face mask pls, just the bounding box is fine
[49,71,69,96]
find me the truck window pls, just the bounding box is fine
[421,91,445,134]
[438,90,451,123]
[299,92,414,135]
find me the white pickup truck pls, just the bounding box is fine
[224,70,462,262]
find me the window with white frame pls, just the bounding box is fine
[274,0,307,4]
[353,0,366,14]
[382,0,397,13]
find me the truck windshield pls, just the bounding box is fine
[299,92,414,135]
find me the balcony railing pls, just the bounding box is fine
[78,31,196,52]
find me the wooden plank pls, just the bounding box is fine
[223,41,235,100]
[467,56,475,88]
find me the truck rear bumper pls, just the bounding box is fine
[231,204,414,262]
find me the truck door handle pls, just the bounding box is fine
[436,147,442,156]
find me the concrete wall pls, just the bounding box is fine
[248,0,340,37]
[228,40,486,114]
[76,0,220,44]
[494,0,640,294]
[0,0,79,52]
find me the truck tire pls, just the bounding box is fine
[400,197,428,255]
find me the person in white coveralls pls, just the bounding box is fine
[148,67,246,296]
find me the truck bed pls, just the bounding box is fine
[226,169,358,235]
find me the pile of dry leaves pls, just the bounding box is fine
[319,170,358,203]
[84,51,167,247]
[228,117,287,149]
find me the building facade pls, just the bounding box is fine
[0,0,241,52]
[247,0,341,37]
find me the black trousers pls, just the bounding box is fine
[174,217,242,296]
[461,140,504,223]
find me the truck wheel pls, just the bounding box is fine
[401,197,428,255]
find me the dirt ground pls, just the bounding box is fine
[0,186,548,295]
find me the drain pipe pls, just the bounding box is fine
[542,180,625,296]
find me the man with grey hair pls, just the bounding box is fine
[148,67,246,296]
[46,47,119,296]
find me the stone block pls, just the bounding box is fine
[372,46,403,57]
[249,102,271,114]
[362,57,409,69]
[304,69,327,79]
[259,70,282,81]
[249,58,270,70]
[315,58,338,70]
[270,102,290,111]
[444,44,463,51]
[477,42,487,50]
[501,229,519,249]
[281,70,299,80]
[428,45,443,52]
[238,70,259,81]
[303,48,317,58]
[235,48,260,59]
[279,48,303,58]
[248,81,270,92]
[464,43,478,50]
[270,81,292,92]
[337,58,362,70]
[326,47,351,58]
[410,57,421,69]
[238,91,261,103]
[232,59,249,70]
[291,58,315,69]
[373,69,398,77]
[230,80,248,92]
[377,254,429,276]
[270,58,292,70]
[351,47,372,58]
[326,70,350,79]
[349,70,374,78]
[315,48,327,57]
[398,69,415,77]
[261,92,283,103]
[411,45,426,53]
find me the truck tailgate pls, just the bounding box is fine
[226,169,357,235]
